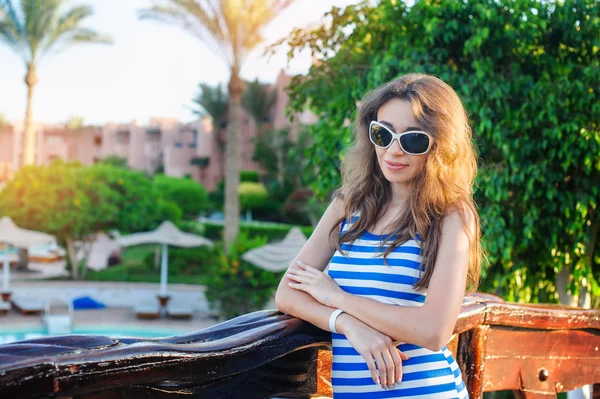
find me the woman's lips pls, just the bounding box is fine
[384,160,408,171]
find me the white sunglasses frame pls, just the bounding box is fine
[368,121,433,155]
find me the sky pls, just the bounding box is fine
[0,0,359,126]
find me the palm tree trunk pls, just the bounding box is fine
[23,63,38,165]
[65,237,79,280]
[223,71,245,250]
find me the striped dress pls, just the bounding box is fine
[326,216,468,398]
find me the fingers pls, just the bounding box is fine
[286,271,311,284]
[381,349,397,388]
[372,352,388,389]
[287,282,304,291]
[364,354,380,386]
[399,349,410,361]
[296,260,321,274]
[391,348,405,383]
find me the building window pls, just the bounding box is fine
[117,130,130,144]
[188,129,197,149]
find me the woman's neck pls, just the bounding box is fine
[389,182,410,205]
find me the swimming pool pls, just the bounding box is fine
[0,326,186,345]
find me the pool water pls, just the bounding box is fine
[0,326,185,344]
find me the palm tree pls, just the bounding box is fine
[139,0,294,249]
[0,0,112,166]
[192,82,228,123]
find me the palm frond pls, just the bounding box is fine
[139,1,230,63]
[0,0,28,60]
[21,0,61,61]
[139,0,296,69]
[43,5,112,57]
[0,0,111,64]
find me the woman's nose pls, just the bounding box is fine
[388,138,405,155]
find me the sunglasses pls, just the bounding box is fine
[369,121,433,155]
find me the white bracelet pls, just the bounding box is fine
[329,309,344,333]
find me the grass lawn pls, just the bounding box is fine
[86,244,209,285]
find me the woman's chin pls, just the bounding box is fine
[382,171,413,185]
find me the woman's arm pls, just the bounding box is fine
[288,210,473,352]
[276,198,409,389]
[274,198,344,328]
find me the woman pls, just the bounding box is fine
[275,73,482,398]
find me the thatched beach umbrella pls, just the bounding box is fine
[0,217,56,296]
[116,221,213,298]
[241,227,307,272]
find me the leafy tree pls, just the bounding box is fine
[152,174,208,220]
[86,163,166,234]
[140,0,295,250]
[279,0,600,306]
[0,0,112,165]
[192,82,228,122]
[0,161,173,279]
[0,161,105,279]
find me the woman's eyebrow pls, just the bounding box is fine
[379,120,423,132]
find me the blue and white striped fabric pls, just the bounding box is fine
[326,216,468,398]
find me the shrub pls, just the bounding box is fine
[280,188,314,225]
[239,182,269,212]
[198,221,313,241]
[240,170,260,183]
[203,232,284,319]
[153,175,208,220]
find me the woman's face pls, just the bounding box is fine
[374,98,429,185]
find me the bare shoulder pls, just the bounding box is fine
[442,205,477,237]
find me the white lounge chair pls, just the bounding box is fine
[166,302,193,320]
[0,300,10,315]
[134,303,161,319]
[11,298,44,315]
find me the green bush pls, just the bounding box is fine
[240,170,260,183]
[153,175,208,220]
[178,220,206,236]
[239,182,269,211]
[280,188,314,226]
[203,232,285,319]
[155,199,183,225]
[198,221,313,241]
[251,196,284,222]
[142,245,217,278]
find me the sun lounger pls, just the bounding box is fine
[166,303,193,320]
[134,303,160,319]
[0,300,10,315]
[11,298,44,315]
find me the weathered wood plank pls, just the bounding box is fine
[483,327,600,394]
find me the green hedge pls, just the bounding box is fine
[198,221,314,241]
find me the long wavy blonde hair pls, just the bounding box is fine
[330,73,482,291]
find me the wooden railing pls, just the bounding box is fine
[0,293,599,398]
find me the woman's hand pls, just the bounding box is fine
[337,313,409,390]
[286,260,345,308]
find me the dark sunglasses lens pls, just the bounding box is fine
[370,124,392,147]
[400,133,430,154]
